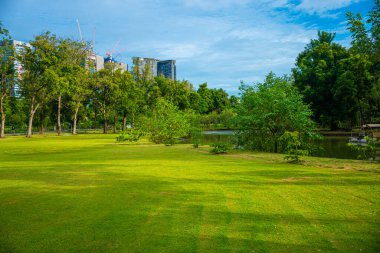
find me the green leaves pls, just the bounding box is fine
[348,136,380,160]
[143,99,190,145]
[235,73,317,154]
[279,131,309,163]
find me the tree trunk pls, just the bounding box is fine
[0,95,5,138]
[103,108,107,134]
[274,140,278,153]
[94,108,97,130]
[57,95,62,136]
[113,113,117,133]
[26,96,39,138]
[39,125,45,134]
[72,105,79,135]
[122,113,127,131]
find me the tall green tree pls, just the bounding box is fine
[92,63,119,134]
[115,70,141,130]
[0,22,14,138]
[334,53,373,127]
[292,31,349,129]
[346,12,372,55]
[345,2,380,124]
[197,83,213,114]
[18,32,57,137]
[67,66,91,134]
[50,38,89,135]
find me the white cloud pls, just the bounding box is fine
[155,43,208,59]
[183,0,249,10]
[3,0,356,94]
[294,0,360,15]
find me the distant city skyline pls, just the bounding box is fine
[0,0,374,94]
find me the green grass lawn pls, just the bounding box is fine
[0,134,379,252]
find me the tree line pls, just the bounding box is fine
[293,2,380,130]
[0,29,234,138]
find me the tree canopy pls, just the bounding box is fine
[235,73,317,153]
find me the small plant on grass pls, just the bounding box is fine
[279,131,309,163]
[116,128,143,142]
[190,127,202,148]
[210,142,231,154]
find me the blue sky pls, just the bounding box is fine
[0,0,374,94]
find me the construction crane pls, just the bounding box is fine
[76,19,83,42]
[76,19,97,70]
[106,39,121,61]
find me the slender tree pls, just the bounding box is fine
[67,66,91,134]
[0,22,14,138]
[115,70,141,130]
[92,63,119,134]
[51,38,88,135]
[18,32,56,137]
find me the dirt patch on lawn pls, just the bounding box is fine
[281,176,313,182]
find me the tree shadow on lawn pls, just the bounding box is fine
[0,164,176,197]
[130,198,379,252]
[123,233,338,252]
[210,169,379,186]
[1,163,378,191]
[153,175,379,186]
[1,173,379,252]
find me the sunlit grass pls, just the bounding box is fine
[0,134,379,252]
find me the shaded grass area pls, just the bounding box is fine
[0,134,379,252]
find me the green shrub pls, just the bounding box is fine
[116,128,143,142]
[210,142,231,154]
[188,112,202,148]
[348,136,379,160]
[279,131,309,163]
[144,99,190,145]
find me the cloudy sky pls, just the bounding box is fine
[0,0,374,94]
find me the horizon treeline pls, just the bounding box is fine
[0,1,379,138]
[0,29,233,137]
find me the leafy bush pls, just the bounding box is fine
[279,131,309,163]
[210,142,231,154]
[189,117,202,148]
[234,73,317,153]
[348,136,379,160]
[143,99,190,145]
[116,128,143,142]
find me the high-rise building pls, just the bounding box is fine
[95,55,104,71]
[0,39,32,96]
[157,60,176,80]
[104,55,128,72]
[132,57,159,79]
[11,40,31,80]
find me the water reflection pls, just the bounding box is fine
[185,130,360,160]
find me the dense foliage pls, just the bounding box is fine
[234,73,318,154]
[0,21,14,138]
[0,27,235,138]
[141,99,190,145]
[293,1,380,129]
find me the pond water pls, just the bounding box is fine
[185,130,360,160]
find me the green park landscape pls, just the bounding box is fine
[0,134,379,252]
[1,1,380,252]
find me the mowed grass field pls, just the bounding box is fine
[0,134,379,253]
